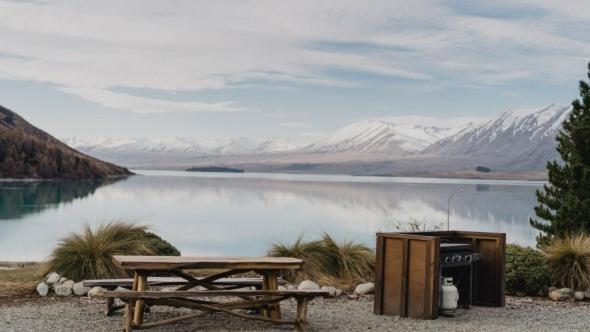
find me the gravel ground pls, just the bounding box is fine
[0,296,588,331]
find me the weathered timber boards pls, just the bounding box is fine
[112,255,302,270]
[104,290,330,299]
[83,277,286,288]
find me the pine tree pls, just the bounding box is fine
[530,63,590,243]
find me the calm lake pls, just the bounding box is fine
[0,170,545,261]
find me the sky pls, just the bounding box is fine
[0,0,589,144]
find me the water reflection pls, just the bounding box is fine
[0,179,123,220]
[0,171,542,261]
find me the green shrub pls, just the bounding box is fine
[505,244,550,295]
[44,222,154,281]
[542,233,590,290]
[132,231,181,256]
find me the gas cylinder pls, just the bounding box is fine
[440,277,459,310]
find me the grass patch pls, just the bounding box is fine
[268,233,374,288]
[542,233,590,290]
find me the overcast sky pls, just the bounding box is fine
[0,0,589,143]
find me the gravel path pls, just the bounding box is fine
[0,296,588,331]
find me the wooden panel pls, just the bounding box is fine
[375,233,439,319]
[453,231,505,307]
[113,256,302,270]
[382,238,404,315]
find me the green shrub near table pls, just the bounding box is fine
[506,244,550,295]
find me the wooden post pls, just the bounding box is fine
[124,303,133,332]
[104,297,115,316]
[295,296,309,331]
[261,270,281,319]
[133,271,148,326]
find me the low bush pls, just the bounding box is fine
[542,233,590,290]
[268,233,375,286]
[505,244,550,295]
[132,231,181,256]
[43,221,179,281]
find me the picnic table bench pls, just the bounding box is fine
[84,276,287,316]
[100,255,329,331]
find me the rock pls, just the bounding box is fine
[278,285,288,291]
[298,280,320,290]
[45,272,60,285]
[36,282,49,297]
[585,288,590,299]
[72,282,91,296]
[574,291,585,301]
[559,288,573,298]
[115,286,130,292]
[321,286,342,297]
[88,286,107,298]
[287,285,296,290]
[549,289,570,302]
[354,282,375,295]
[54,280,74,296]
[58,277,67,285]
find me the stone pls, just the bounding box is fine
[115,286,130,292]
[278,285,288,291]
[36,282,49,297]
[574,291,585,301]
[58,277,67,285]
[88,286,107,298]
[45,272,60,285]
[72,282,91,296]
[354,282,375,295]
[297,280,320,290]
[585,288,590,299]
[55,280,74,296]
[549,289,569,302]
[287,285,296,290]
[321,286,342,297]
[559,288,573,298]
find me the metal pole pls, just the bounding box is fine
[447,188,464,230]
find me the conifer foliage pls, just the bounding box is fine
[531,63,590,242]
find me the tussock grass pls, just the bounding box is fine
[268,233,375,287]
[43,222,154,281]
[542,233,590,290]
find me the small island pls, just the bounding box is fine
[186,166,244,173]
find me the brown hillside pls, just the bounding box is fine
[0,105,132,179]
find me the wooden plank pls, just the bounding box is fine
[113,255,302,271]
[102,289,331,299]
[406,240,427,319]
[373,235,385,314]
[381,237,403,316]
[262,270,281,319]
[83,277,286,288]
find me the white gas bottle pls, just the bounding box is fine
[440,277,459,310]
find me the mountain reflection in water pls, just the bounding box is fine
[0,171,542,261]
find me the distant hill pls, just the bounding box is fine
[0,105,132,179]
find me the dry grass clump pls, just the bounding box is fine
[542,233,590,290]
[268,233,375,287]
[43,222,154,281]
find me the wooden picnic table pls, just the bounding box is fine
[110,255,324,331]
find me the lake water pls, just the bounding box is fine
[0,170,545,261]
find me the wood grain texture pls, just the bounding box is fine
[102,289,330,299]
[83,277,286,288]
[113,256,302,270]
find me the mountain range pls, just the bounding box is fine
[62,104,571,179]
[0,105,131,179]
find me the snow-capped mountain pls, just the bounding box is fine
[423,104,571,170]
[302,117,478,154]
[62,136,297,162]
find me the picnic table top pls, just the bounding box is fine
[112,255,303,271]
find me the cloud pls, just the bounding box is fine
[0,0,588,112]
[279,122,311,128]
[58,87,245,113]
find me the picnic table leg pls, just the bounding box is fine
[295,296,309,331]
[124,303,133,332]
[133,271,148,327]
[261,270,281,319]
